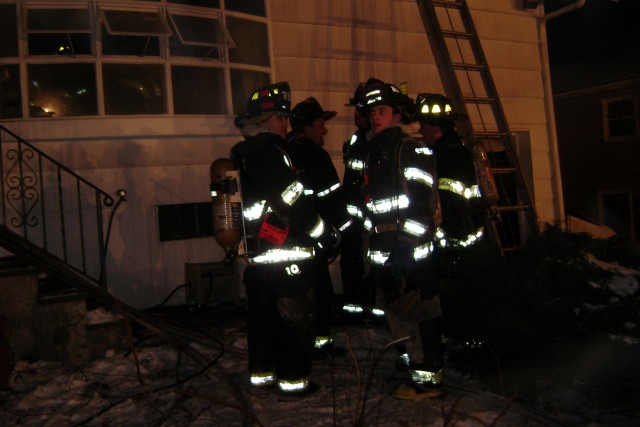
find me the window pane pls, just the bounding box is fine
[609,118,636,138]
[0,65,22,119]
[103,64,166,115]
[168,0,220,7]
[225,0,266,16]
[28,33,92,56]
[608,99,633,118]
[102,26,160,56]
[172,66,226,114]
[169,13,231,47]
[0,4,18,57]
[26,7,91,32]
[101,9,171,36]
[227,17,269,66]
[28,64,97,117]
[230,68,270,115]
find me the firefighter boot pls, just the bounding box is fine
[393,317,445,400]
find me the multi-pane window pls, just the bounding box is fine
[0,0,270,119]
[603,96,638,141]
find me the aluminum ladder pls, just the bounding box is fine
[416,0,540,253]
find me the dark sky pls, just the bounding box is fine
[544,0,640,91]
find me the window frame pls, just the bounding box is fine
[4,0,272,119]
[602,95,638,142]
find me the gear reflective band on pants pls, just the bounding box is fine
[248,246,314,264]
[278,377,309,392]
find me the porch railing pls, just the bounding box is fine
[0,124,126,292]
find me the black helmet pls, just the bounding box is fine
[245,81,292,116]
[415,93,461,123]
[345,83,366,109]
[290,97,336,129]
[363,79,415,124]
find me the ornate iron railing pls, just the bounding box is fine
[0,124,126,292]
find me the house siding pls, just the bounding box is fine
[1,0,560,307]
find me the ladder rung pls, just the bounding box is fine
[452,63,485,71]
[432,0,464,9]
[441,30,474,40]
[475,132,510,139]
[491,167,517,174]
[496,205,531,213]
[464,96,495,104]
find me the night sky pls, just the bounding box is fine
[544,0,640,91]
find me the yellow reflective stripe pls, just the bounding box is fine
[436,227,484,248]
[281,181,304,205]
[402,219,428,237]
[438,178,482,199]
[342,303,365,313]
[368,250,390,265]
[243,200,266,221]
[414,241,434,260]
[366,195,409,214]
[404,167,434,187]
[308,216,325,238]
[347,204,364,219]
[347,159,365,171]
[410,368,443,385]
[314,336,333,348]
[278,378,310,392]
[317,182,341,198]
[415,146,434,156]
[250,371,275,386]
[339,219,353,232]
[248,247,315,264]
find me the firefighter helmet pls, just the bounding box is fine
[362,79,415,123]
[415,93,462,125]
[290,97,337,130]
[245,81,292,117]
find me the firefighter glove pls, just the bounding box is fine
[387,240,416,279]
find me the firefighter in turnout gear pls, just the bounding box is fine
[415,93,484,251]
[361,80,445,399]
[286,96,351,358]
[340,81,379,322]
[230,82,332,396]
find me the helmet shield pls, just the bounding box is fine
[363,80,415,124]
[415,93,462,125]
[246,81,292,117]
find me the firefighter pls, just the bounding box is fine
[339,81,381,323]
[286,96,351,358]
[415,93,484,253]
[230,82,333,396]
[361,79,444,399]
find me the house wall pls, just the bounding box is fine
[554,80,640,227]
[2,0,560,308]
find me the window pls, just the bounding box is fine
[172,65,226,114]
[103,64,166,115]
[28,63,97,117]
[603,96,638,141]
[227,17,269,66]
[0,65,22,119]
[1,0,271,118]
[600,192,639,241]
[157,202,213,241]
[0,4,18,58]
[230,69,270,115]
[24,4,93,56]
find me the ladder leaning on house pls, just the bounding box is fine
[416,0,539,254]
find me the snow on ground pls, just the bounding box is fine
[3,304,636,427]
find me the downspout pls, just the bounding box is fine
[537,0,586,229]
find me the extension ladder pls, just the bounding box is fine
[416,0,540,253]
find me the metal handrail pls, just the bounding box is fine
[0,124,125,292]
